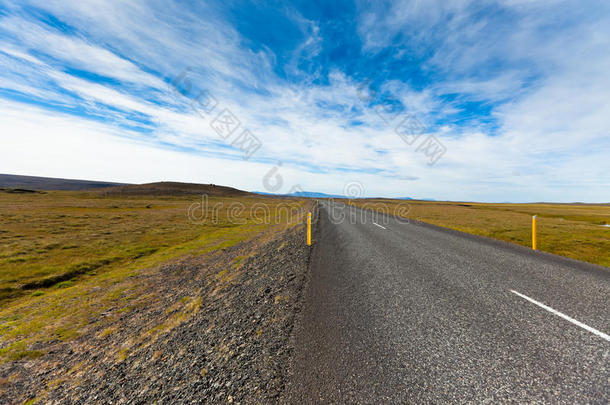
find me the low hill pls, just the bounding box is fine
[0,174,127,191]
[0,175,251,197]
[100,181,251,197]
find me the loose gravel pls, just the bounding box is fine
[1,224,311,404]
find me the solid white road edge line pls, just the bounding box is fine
[373,222,386,230]
[510,290,610,342]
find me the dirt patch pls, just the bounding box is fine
[0,224,310,404]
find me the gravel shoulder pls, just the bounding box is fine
[1,222,311,404]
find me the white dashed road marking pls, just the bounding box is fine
[510,290,610,342]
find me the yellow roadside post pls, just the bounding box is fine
[532,215,537,250]
[307,212,312,246]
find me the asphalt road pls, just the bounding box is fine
[282,201,609,403]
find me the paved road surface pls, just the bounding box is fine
[282,201,609,403]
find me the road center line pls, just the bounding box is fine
[510,290,610,342]
[372,222,386,230]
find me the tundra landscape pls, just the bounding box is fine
[1,175,608,402]
[1,0,609,403]
[0,179,311,402]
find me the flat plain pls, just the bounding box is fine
[349,199,610,268]
[0,189,306,363]
[2,192,608,370]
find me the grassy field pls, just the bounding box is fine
[349,199,610,268]
[0,190,307,363]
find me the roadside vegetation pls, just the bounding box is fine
[0,189,306,364]
[349,199,610,268]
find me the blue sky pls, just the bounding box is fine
[1,0,609,202]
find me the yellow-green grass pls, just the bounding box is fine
[349,199,610,268]
[0,190,306,363]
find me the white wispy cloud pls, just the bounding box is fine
[0,0,609,201]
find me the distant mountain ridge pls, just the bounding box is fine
[253,190,346,198]
[253,190,422,199]
[0,174,441,201]
[0,174,128,191]
[0,175,251,197]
